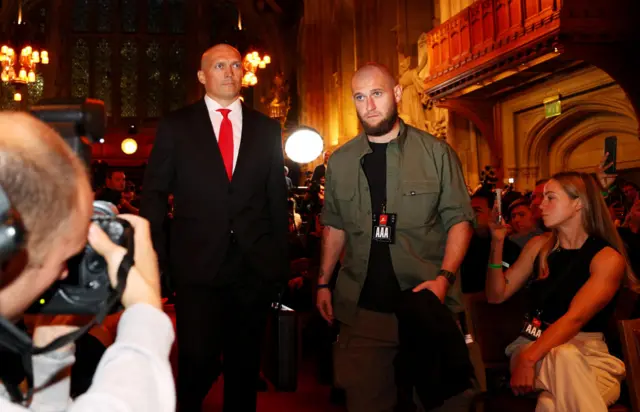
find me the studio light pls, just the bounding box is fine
[121,138,138,155]
[285,127,323,164]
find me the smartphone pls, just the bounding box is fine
[604,136,617,174]
[495,189,503,224]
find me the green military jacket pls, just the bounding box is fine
[321,120,474,325]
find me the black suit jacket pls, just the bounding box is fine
[141,99,289,286]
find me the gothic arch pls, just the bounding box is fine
[549,117,639,175]
[524,99,637,175]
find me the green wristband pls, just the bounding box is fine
[488,263,502,269]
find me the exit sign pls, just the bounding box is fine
[544,96,562,118]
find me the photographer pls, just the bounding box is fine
[0,112,175,412]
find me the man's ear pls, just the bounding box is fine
[197,70,206,85]
[393,84,403,104]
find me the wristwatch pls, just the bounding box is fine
[438,269,456,285]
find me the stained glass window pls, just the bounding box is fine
[39,7,46,34]
[97,0,112,32]
[69,0,187,120]
[95,39,112,115]
[0,83,17,111]
[120,40,138,117]
[121,0,138,33]
[168,0,185,34]
[168,41,186,112]
[146,41,163,117]
[148,0,164,33]
[27,72,45,106]
[71,39,90,98]
[72,0,90,32]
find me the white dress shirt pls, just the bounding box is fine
[204,95,243,174]
[0,304,175,412]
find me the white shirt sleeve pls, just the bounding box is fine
[70,303,175,412]
[0,304,176,412]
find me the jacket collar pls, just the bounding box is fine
[353,118,409,159]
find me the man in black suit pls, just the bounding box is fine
[311,150,330,183]
[141,43,289,412]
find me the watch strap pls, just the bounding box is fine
[439,269,456,285]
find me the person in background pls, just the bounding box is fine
[121,182,140,215]
[621,181,639,209]
[311,151,331,183]
[486,171,634,411]
[619,199,640,277]
[460,190,520,294]
[508,198,541,249]
[95,170,139,214]
[529,179,548,230]
[285,166,294,192]
[95,170,125,207]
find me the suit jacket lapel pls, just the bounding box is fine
[193,99,229,183]
[232,103,260,183]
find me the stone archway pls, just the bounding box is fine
[550,117,639,174]
[525,99,639,178]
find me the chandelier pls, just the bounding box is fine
[0,45,49,84]
[242,51,271,87]
[0,0,49,99]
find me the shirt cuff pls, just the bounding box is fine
[442,213,474,233]
[320,213,343,230]
[116,304,175,359]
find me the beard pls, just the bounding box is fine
[358,105,399,137]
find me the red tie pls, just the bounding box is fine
[217,108,234,180]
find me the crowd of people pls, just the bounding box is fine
[1,40,639,412]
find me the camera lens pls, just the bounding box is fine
[108,221,124,239]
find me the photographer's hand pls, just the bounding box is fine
[88,215,162,310]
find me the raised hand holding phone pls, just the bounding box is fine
[489,189,511,241]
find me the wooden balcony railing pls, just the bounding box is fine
[423,0,639,99]
[423,0,564,97]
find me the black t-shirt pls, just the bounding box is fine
[530,236,616,333]
[460,234,521,294]
[357,142,401,313]
[95,187,122,208]
[618,227,640,276]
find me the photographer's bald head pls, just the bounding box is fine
[0,112,93,319]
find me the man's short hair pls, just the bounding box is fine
[508,197,530,216]
[621,180,640,191]
[0,113,88,265]
[106,169,124,180]
[471,190,495,210]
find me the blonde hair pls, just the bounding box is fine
[538,171,637,289]
[0,112,89,265]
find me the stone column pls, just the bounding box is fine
[42,0,72,99]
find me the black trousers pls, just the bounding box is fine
[175,239,272,412]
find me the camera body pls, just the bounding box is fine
[0,98,135,314]
[27,201,134,314]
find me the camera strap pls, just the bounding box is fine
[0,251,134,406]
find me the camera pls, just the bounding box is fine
[27,201,134,314]
[22,98,135,314]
